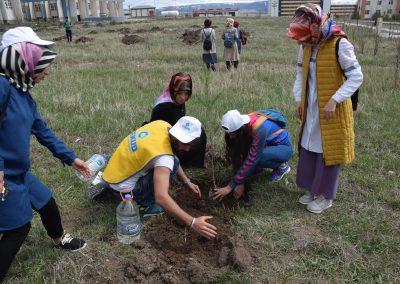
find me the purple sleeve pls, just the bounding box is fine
[229,126,267,189]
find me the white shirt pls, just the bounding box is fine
[292,38,364,153]
[106,155,175,192]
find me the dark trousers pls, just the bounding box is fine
[226,61,239,70]
[66,29,72,42]
[0,197,63,282]
[32,197,64,239]
[0,222,31,282]
[206,63,216,71]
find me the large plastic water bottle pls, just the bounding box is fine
[77,153,109,182]
[116,193,142,244]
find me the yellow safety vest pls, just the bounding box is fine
[103,120,174,183]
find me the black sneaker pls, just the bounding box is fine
[56,233,87,251]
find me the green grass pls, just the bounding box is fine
[3,17,400,282]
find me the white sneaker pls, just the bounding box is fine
[306,196,333,214]
[298,192,315,205]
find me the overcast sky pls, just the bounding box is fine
[125,0,357,9]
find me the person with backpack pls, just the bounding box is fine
[212,109,293,201]
[0,27,90,281]
[287,4,363,214]
[201,19,217,71]
[222,18,240,70]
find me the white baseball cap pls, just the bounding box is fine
[221,109,250,133]
[169,116,202,143]
[0,27,54,51]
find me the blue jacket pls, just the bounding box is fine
[0,76,76,231]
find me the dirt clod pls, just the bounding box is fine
[180,29,201,45]
[121,34,145,45]
[53,35,66,41]
[75,36,94,43]
[229,236,252,272]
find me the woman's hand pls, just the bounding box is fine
[324,99,337,119]
[233,184,245,200]
[186,181,201,198]
[0,171,4,192]
[295,101,303,120]
[212,185,233,201]
[72,158,91,178]
[191,216,217,239]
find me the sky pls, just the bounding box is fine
[125,0,357,9]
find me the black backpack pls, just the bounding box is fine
[202,30,212,51]
[336,37,359,111]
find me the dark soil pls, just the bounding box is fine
[124,180,252,283]
[75,36,94,43]
[121,34,146,45]
[180,29,201,45]
[53,35,66,41]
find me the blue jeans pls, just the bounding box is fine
[258,136,293,170]
[133,156,180,208]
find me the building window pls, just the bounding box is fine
[388,0,393,4]
[49,3,57,10]
[365,10,370,14]
[34,4,41,12]
[377,0,382,5]
[366,1,370,5]
[4,0,12,9]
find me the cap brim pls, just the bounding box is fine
[169,126,196,143]
[31,39,55,46]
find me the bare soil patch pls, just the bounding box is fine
[121,34,146,45]
[180,29,201,45]
[75,36,94,43]
[83,179,252,283]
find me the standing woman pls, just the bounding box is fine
[233,19,242,54]
[0,27,90,281]
[288,4,363,213]
[222,18,240,70]
[150,73,207,168]
[201,18,217,71]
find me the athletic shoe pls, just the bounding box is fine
[298,192,315,205]
[267,164,291,181]
[306,196,333,214]
[85,172,106,200]
[140,203,165,218]
[55,233,87,251]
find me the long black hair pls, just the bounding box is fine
[225,126,253,201]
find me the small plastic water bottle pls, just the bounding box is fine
[116,193,142,244]
[77,154,109,182]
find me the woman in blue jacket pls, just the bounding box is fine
[0,27,90,281]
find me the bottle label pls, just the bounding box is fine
[117,220,141,235]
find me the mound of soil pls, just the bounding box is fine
[123,180,252,282]
[75,36,94,43]
[121,34,145,45]
[180,29,201,45]
[53,35,66,41]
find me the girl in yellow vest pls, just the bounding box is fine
[85,117,217,239]
[212,110,293,201]
[287,4,363,213]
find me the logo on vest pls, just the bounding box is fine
[129,131,150,152]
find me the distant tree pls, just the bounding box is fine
[371,10,381,21]
[351,11,360,20]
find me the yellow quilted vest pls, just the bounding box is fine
[103,120,174,183]
[300,36,355,166]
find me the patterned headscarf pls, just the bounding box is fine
[226,18,234,28]
[0,42,56,92]
[287,3,345,46]
[233,19,239,28]
[155,72,192,106]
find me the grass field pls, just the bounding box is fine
[2,16,400,283]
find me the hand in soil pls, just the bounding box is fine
[233,184,245,200]
[212,186,233,201]
[186,181,201,198]
[192,216,217,239]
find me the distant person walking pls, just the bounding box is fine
[64,18,72,42]
[233,19,244,54]
[222,18,239,70]
[201,19,217,71]
[287,4,363,214]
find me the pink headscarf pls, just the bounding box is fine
[13,42,44,77]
